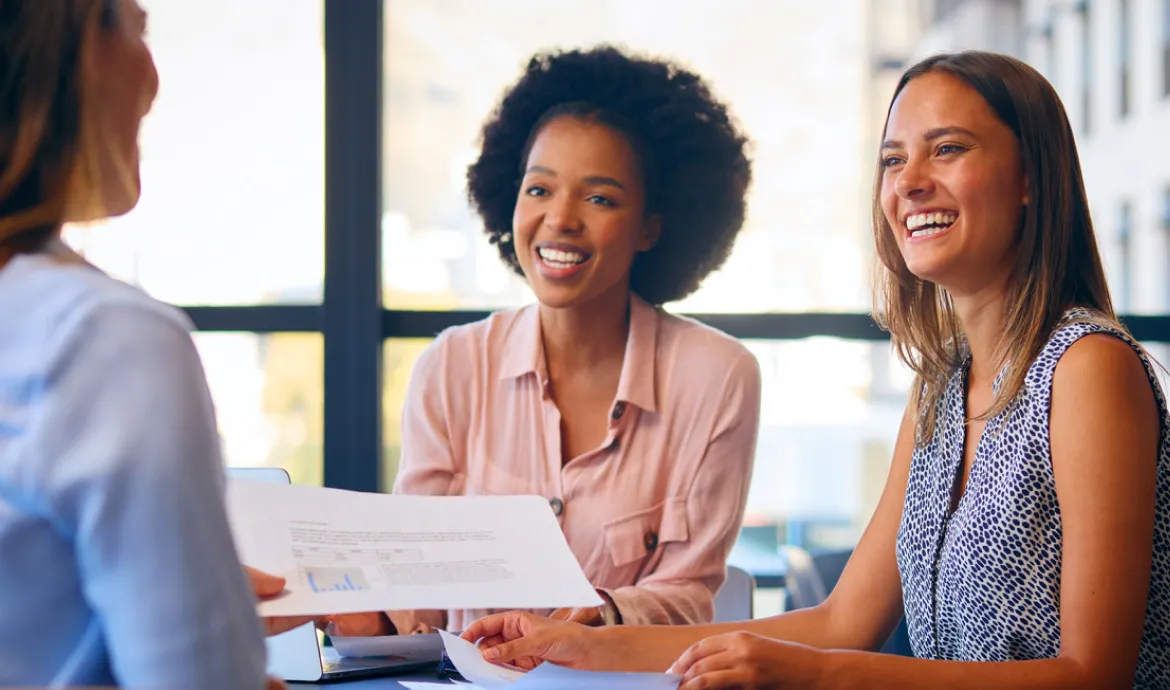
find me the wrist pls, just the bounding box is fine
[814,648,850,690]
[588,625,641,672]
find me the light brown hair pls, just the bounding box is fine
[872,51,1120,439]
[0,0,119,253]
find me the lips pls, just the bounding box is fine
[533,242,593,280]
[903,209,958,239]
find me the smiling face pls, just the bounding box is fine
[879,71,1029,295]
[512,115,660,311]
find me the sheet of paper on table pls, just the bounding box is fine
[225,479,603,617]
[438,630,682,690]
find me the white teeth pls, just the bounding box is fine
[911,226,948,238]
[905,212,957,231]
[537,247,588,265]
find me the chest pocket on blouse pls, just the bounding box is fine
[602,498,689,578]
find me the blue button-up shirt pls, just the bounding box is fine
[0,250,267,688]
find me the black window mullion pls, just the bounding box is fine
[323,0,384,493]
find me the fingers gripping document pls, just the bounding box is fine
[437,630,682,690]
[225,479,603,617]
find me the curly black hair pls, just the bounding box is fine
[466,45,753,305]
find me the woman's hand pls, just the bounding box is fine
[668,632,826,690]
[548,606,604,626]
[244,566,316,637]
[461,611,603,671]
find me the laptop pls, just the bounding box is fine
[226,467,444,682]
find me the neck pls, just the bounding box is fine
[539,285,631,378]
[951,279,1011,384]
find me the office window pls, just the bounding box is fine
[1082,0,1094,133]
[194,333,323,486]
[1118,201,1134,312]
[1119,0,1132,118]
[63,0,325,306]
[382,0,877,314]
[1045,20,1059,87]
[1164,0,1170,97]
[1163,188,1170,310]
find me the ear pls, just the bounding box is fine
[637,215,662,252]
[1022,175,1031,206]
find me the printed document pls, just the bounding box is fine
[226,479,603,617]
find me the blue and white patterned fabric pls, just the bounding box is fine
[895,311,1169,688]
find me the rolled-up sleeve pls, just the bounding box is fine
[35,301,268,689]
[602,351,761,626]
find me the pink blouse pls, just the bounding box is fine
[389,295,760,632]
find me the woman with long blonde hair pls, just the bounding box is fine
[457,50,1169,689]
[0,1,276,686]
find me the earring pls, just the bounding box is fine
[499,232,512,244]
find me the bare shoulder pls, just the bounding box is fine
[1050,333,1161,473]
[1052,332,1154,402]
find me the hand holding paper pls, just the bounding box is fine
[244,566,317,636]
[460,611,597,671]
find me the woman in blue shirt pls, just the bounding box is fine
[0,1,282,687]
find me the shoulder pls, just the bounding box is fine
[655,310,761,396]
[1047,331,1161,476]
[0,255,194,377]
[409,303,538,376]
[1052,332,1155,406]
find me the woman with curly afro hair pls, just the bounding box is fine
[325,46,762,638]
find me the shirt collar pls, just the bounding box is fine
[497,294,660,414]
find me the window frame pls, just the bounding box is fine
[180,0,1170,495]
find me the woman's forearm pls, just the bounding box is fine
[824,650,1118,690]
[604,605,840,672]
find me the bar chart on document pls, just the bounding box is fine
[303,567,368,593]
[291,530,440,595]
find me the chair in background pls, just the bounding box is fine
[782,546,914,657]
[781,545,828,610]
[712,565,756,622]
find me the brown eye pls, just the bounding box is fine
[587,195,615,207]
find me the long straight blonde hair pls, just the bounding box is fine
[872,51,1120,439]
[0,0,119,253]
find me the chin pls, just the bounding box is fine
[106,189,141,219]
[531,286,588,310]
[901,249,958,284]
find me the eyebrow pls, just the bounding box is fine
[524,166,627,191]
[880,126,978,150]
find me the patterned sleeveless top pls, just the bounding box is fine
[895,314,1170,687]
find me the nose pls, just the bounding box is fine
[894,158,934,200]
[544,195,582,234]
